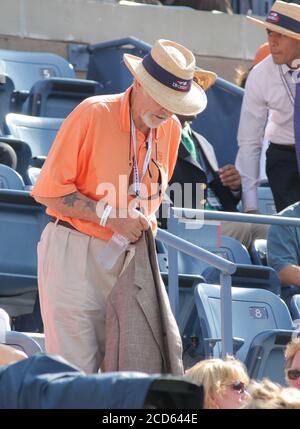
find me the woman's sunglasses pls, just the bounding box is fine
[287,369,300,380]
[229,381,246,394]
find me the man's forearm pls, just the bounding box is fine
[34,192,106,223]
[279,265,300,287]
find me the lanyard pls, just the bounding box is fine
[279,65,295,106]
[130,113,152,196]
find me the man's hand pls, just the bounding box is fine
[106,207,149,242]
[218,164,241,191]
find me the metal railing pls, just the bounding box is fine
[157,207,300,358]
[156,228,236,357]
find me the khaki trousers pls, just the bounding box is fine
[220,220,268,250]
[37,222,127,373]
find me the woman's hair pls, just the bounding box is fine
[285,338,300,370]
[235,66,253,88]
[185,356,249,408]
[243,379,300,409]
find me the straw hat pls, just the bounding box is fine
[247,1,300,42]
[124,39,207,115]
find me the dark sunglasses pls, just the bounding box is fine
[287,369,300,380]
[230,381,246,394]
[128,158,162,201]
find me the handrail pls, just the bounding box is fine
[157,228,236,274]
[172,208,300,227]
[157,228,236,357]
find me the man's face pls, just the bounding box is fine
[267,30,300,67]
[139,86,173,129]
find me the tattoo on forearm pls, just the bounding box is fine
[63,193,80,207]
[84,200,94,211]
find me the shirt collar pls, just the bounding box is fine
[281,64,292,76]
[119,85,166,141]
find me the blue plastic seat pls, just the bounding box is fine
[2,330,42,356]
[257,186,276,215]
[245,329,294,385]
[27,77,101,118]
[250,238,268,266]
[194,283,293,361]
[192,283,293,370]
[5,113,63,158]
[0,75,15,132]
[0,164,25,190]
[86,37,151,95]
[0,190,49,330]
[289,294,300,320]
[0,49,75,92]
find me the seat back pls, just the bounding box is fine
[289,295,300,321]
[250,238,267,266]
[27,77,101,118]
[86,37,150,94]
[203,263,281,295]
[0,190,48,290]
[0,164,25,190]
[5,113,63,157]
[0,75,15,132]
[245,329,294,385]
[193,283,293,363]
[0,49,75,92]
[257,186,276,215]
[1,330,42,356]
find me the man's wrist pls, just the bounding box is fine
[99,204,113,227]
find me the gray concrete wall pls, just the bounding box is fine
[0,0,266,82]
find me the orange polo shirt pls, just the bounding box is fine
[31,86,181,240]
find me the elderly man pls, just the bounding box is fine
[236,1,300,213]
[31,39,207,373]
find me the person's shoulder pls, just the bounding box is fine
[278,202,300,219]
[249,54,274,78]
[79,93,123,112]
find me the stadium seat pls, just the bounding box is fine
[203,263,281,295]
[5,113,63,158]
[27,77,101,118]
[0,49,75,92]
[250,238,268,266]
[86,37,150,95]
[289,294,300,321]
[0,164,25,190]
[257,186,276,215]
[191,283,293,367]
[0,75,15,132]
[245,329,294,385]
[0,189,49,331]
[1,330,42,356]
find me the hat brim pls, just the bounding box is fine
[194,69,217,91]
[124,53,207,116]
[247,15,300,41]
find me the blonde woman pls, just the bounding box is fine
[243,379,300,409]
[185,356,250,409]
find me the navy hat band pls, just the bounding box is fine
[266,10,300,34]
[142,53,192,92]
